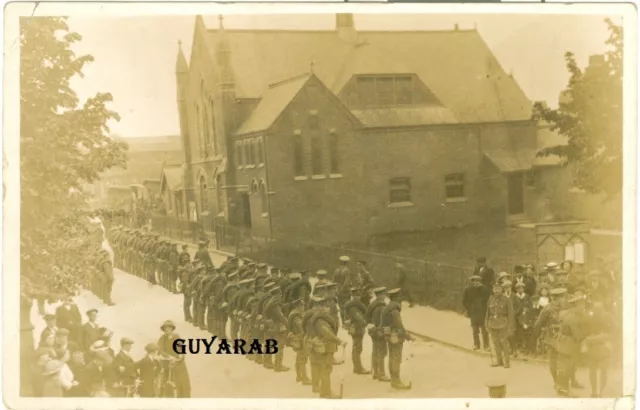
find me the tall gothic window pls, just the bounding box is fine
[215,174,223,215]
[257,138,264,165]
[195,104,204,158]
[293,133,304,177]
[260,180,268,215]
[311,134,323,175]
[209,97,217,155]
[329,132,339,174]
[199,176,208,213]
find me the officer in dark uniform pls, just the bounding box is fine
[243,294,261,362]
[556,290,588,397]
[194,266,214,330]
[204,270,223,334]
[223,272,241,339]
[257,282,277,368]
[380,288,413,389]
[356,261,375,290]
[485,282,515,368]
[366,286,390,381]
[534,287,567,390]
[194,241,213,269]
[232,279,254,342]
[344,287,370,375]
[302,296,321,392]
[314,270,329,292]
[287,298,311,385]
[264,286,290,372]
[168,243,180,293]
[333,256,351,323]
[250,277,270,364]
[309,296,346,399]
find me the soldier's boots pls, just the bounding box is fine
[296,363,312,385]
[274,355,289,372]
[354,367,371,375]
[320,391,341,399]
[263,354,274,369]
[391,379,411,390]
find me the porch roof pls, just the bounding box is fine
[483,148,537,172]
[161,166,184,192]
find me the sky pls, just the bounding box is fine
[65,13,619,138]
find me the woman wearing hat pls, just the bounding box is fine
[157,320,191,398]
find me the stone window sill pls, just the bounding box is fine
[294,176,308,181]
[388,202,414,209]
[245,165,256,169]
[237,166,244,170]
[329,174,343,179]
[258,163,265,168]
[311,175,327,180]
[261,213,269,218]
[445,197,468,203]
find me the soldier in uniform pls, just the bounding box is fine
[485,282,515,368]
[232,279,254,342]
[222,272,241,339]
[309,296,346,399]
[366,287,390,381]
[302,296,321,392]
[243,293,261,362]
[263,286,290,372]
[314,270,330,293]
[250,277,270,365]
[583,300,613,397]
[556,292,588,397]
[356,261,374,290]
[168,243,180,293]
[192,265,212,330]
[97,249,115,306]
[194,241,213,268]
[380,288,413,389]
[344,287,370,375]
[333,256,351,323]
[534,287,567,390]
[204,270,223,334]
[287,298,311,385]
[257,282,277,368]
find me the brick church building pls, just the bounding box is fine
[167,14,579,246]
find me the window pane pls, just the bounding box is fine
[389,178,411,203]
[311,135,323,175]
[293,135,304,176]
[376,78,394,106]
[357,77,376,107]
[257,140,264,164]
[445,173,464,198]
[329,134,339,174]
[395,76,413,105]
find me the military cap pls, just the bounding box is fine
[372,286,387,294]
[316,269,328,276]
[290,272,302,280]
[257,263,267,269]
[228,272,238,280]
[387,288,402,296]
[120,337,134,346]
[248,262,257,268]
[311,296,325,304]
[350,287,362,293]
[470,275,482,281]
[550,288,567,296]
[145,343,159,353]
[501,280,512,287]
[545,262,559,270]
[270,267,280,274]
[269,286,281,294]
[160,320,176,331]
[339,256,351,262]
[56,328,70,336]
[86,308,98,316]
[498,271,510,279]
[476,256,487,263]
[43,314,56,321]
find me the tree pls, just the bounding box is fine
[20,17,128,300]
[532,18,622,198]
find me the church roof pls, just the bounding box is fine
[204,26,532,123]
[235,73,311,135]
[352,106,458,128]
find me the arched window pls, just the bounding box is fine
[239,141,246,166]
[311,134,323,175]
[293,132,304,177]
[199,176,208,213]
[215,174,223,215]
[249,140,255,165]
[209,97,217,154]
[329,131,339,174]
[259,180,268,215]
[257,138,264,165]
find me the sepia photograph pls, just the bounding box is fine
[3,2,637,408]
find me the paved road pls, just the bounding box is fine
[30,240,620,398]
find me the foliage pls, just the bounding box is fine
[532,18,622,198]
[20,17,128,299]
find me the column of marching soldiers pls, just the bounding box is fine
[108,226,415,398]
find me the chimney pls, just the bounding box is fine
[336,13,357,44]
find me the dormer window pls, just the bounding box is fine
[356,75,414,108]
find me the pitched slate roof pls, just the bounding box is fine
[161,166,184,192]
[235,74,311,135]
[351,106,458,128]
[204,26,532,123]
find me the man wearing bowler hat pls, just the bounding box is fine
[112,337,136,396]
[463,275,490,351]
[157,320,191,397]
[474,256,495,290]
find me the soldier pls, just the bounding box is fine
[366,286,390,381]
[256,263,269,277]
[223,272,241,339]
[258,282,277,368]
[344,287,370,375]
[232,279,254,343]
[194,241,213,268]
[463,275,490,351]
[243,293,261,362]
[287,298,311,385]
[501,280,517,355]
[263,286,290,372]
[204,269,223,334]
[333,256,351,323]
[98,249,115,306]
[534,287,567,390]
[192,265,212,330]
[381,288,413,389]
[556,292,589,397]
[302,296,322,392]
[356,261,374,290]
[168,243,180,293]
[582,300,613,397]
[180,265,194,323]
[250,277,270,364]
[309,296,346,399]
[485,282,515,368]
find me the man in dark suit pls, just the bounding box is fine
[111,337,136,397]
[135,343,160,398]
[474,257,495,290]
[56,297,82,344]
[462,275,491,351]
[81,309,100,353]
[40,314,58,342]
[83,341,116,396]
